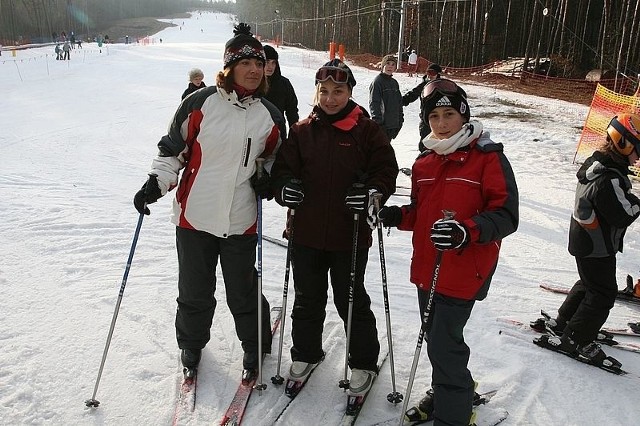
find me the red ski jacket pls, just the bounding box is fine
[398,132,518,300]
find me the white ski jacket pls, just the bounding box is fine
[150,86,284,237]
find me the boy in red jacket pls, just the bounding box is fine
[379,79,519,426]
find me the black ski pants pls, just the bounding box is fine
[174,227,271,356]
[290,244,380,372]
[420,290,475,426]
[559,255,617,344]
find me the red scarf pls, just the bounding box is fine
[232,83,256,100]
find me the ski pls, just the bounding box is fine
[263,234,289,248]
[269,356,325,423]
[497,317,640,354]
[219,307,283,426]
[539,283,640,307]
[602,325,640,338]
[371,390,507,426]
[171,367,197,426]
[339,350,390,426]
[497,320,629,375]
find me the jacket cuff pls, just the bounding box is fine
[462,218,479,243]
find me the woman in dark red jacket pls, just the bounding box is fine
[379,79,518,426]
[271,59,398,397]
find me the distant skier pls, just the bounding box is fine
[533,113,640,367]
[181,68,206,100]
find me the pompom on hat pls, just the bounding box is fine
[223,23,265,69]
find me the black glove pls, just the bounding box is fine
[133,174,162,215]
[378,206,402,227]
[250,170,273,200]
[280,179,304,208]
[345,185,376,214]
[430,219,469,250]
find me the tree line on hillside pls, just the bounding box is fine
[2,0,638,81]
[236,0,639,79]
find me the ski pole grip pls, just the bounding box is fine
[442,209,456,220]
[256,158,265,179]
[145,173,158,196]
[372,192,383,211]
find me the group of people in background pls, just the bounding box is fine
[54,41,71,60]
[134,22,640,426]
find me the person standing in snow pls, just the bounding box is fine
[263,45,299,129]
[402,63,443,151]
[62,41,71,60]
[407,50,418,77]
[181,68,206,100]
[369,54,404,141]
[533,113,640,366]
[270,59,398,396]
[378,78,518,425]
[133,23,285,382]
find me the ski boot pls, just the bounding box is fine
[534,331,578,355]
[577,342,623,372]
[404,383,482,423]
[530,310,565,334]
[348,369,377,396]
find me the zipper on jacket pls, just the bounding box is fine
[243,137,252,167]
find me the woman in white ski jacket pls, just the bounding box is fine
[133,24,285,382]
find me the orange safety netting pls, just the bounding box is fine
[574,84,640,164]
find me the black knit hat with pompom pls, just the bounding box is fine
[223,23,265,69]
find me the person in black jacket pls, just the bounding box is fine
[369,54,403,141]
[534,113,640,367]
[263,45,299,129]
[271,59,397,397]
[181,68,206,100]
[402,63,442,151]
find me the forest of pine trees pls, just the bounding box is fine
[2,0,638,79]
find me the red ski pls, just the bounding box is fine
[220,307,282,426]
[539,283,640,306]
[172,368,197,426]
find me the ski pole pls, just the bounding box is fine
[339,209,361,390]
[399,210,455,425]
[271,206,297,385]
[372,194,403,404]
[85,210,146,408]
[255,158,267,394]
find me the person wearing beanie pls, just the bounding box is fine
[263,44,299,129]
[377,79,519,425]
[133,23,286,383]
[532,113,640,370]
[402,62,444,151]
[181,68,206,100]
[271,59,398,397]
[369,54,404,141]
